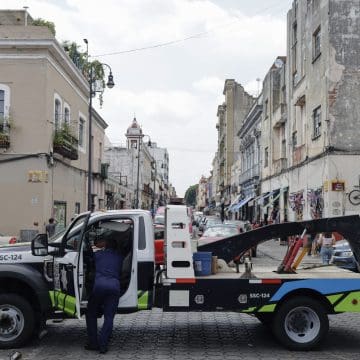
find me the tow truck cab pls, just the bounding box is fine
[32,209,156,317]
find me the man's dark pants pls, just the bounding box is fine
[86,290,120,349]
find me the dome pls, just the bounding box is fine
[126,117,142,136]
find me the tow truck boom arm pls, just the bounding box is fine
[199,215,360,264]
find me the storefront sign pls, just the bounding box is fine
[331,181,345,191]
[28,170,48,183]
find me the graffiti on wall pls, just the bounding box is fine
[307,188,324,219]
[289,191,304,221]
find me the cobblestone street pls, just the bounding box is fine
[1,242,360,360]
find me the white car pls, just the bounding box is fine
[0,232,17,245]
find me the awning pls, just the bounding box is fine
[232,196,253,211]
[256,191,273,205]
[263,192,281,209]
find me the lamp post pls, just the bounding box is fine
[135,134,151,209]
[85,40,115,211]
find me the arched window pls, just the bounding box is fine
[79,117,85,147]
[54,98,61,130]
[64,105,70,126]
[0,84,10,123]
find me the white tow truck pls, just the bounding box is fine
[1,205,360,350]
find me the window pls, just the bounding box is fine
[281,140,286,158]
[131,140,138,149]
[54,97,62,130]
[264,147,269,168]
[313,106,321,138]
[0,84,10,128]
[292,131,298,149]
[313,26,321,61]
[75,202,80,216]
[79,117,85,147]
[292,22,297,45]
[264,99,269,118]
[0,90,4,118]
[64,106,70,125]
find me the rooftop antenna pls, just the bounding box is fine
[23,6,29,26]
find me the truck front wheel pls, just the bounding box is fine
[272,296,329,350]
[0,294,35,349]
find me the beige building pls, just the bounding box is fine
[0,10,108,237]
[216,80,254,206]
[196,176,208,211]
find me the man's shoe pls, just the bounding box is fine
[99,347,108,354]
[84,344,99,351]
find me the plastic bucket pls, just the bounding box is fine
[193,252,212,276]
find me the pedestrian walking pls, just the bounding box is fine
[318,232,336,265]
[45,218,56,238]
[85,235,124,354]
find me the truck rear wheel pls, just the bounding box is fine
[272,296,329,350]
[0,294,35,349]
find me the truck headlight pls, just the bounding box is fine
[341,251,353,258]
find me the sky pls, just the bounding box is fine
[3,0,293,196]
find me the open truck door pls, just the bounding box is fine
[51,212,91,318]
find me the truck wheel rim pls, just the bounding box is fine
[0,305,25,341]
[284,306,320,344]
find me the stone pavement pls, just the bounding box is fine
[1,241,360,360]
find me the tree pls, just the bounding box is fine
[61,41,106,106]
[32,18,56,36]
[184,184,198,207]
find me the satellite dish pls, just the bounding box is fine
[274,58,284,68]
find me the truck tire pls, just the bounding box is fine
[271,296,329,351]
[0,294,35,349]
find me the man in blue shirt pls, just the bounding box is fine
[85,234,124,354]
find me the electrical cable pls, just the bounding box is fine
[92,0,287,58]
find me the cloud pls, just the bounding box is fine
[192,76,224,94]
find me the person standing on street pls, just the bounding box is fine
[85,235,124,354]
[318,232,336,265]
[45,218,56,238]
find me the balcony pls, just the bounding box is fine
[53,125,79,160]
[0,123,10,149]
[239,164,260,185]
[273,158,287,174]
[273,104,287,128]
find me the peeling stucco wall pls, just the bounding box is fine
[328,0,360,151]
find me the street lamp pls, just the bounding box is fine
[135,134,151,209]
[85,39,115,211]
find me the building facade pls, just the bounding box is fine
[259,0,360,222]
[235,94,263,222]
[0,11,107,236]
[216,80,254,206]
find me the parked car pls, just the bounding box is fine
[331,239,360,272]
[0,232,17,245]
[198,224,240,247]
[203,216,222,231]
[154,224,165,266]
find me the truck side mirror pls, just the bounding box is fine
[31,233,49,256]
